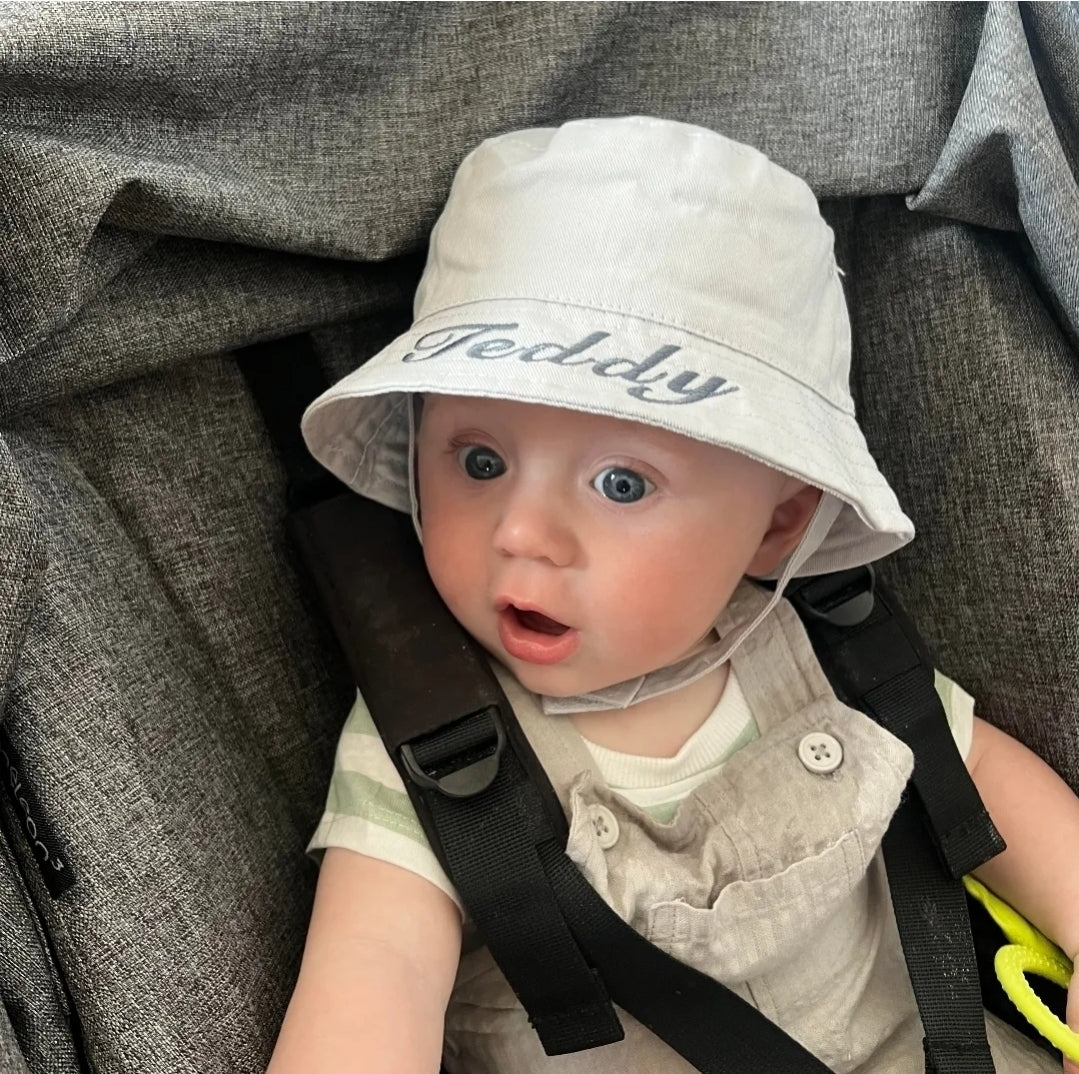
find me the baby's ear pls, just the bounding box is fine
[746,484,824,576]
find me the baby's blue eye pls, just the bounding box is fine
[592,467,653,503]
[458,445,506,480]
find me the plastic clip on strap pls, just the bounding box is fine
[787,567,1003,1074]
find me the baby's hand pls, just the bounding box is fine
[1065,971,1079,1074]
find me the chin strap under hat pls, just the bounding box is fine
[302,116,915,712]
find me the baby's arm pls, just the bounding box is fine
[268,847,462,1074]
[966,716,1079,1070]
[968,716,1079,965]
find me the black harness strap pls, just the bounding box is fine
[537,846,831,1073]
[237,333,342,511]
[786,570,1004,878]
[788,569,1004,1074]
[292,493,625,1054]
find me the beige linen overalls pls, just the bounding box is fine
[442,584,1057,1074]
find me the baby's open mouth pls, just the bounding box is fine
[497,603,579,666]
[511,606,570,636]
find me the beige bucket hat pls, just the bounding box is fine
[301,116,914,710]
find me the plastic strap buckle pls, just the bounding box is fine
[788,564,876,627]
[400,706,507,798]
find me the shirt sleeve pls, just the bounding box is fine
[308,691,463,913]
[934,669,975,760]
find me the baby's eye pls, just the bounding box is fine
[457,445,506,480]
[592,466,654,504]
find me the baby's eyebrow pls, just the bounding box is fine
[602,425,700,458]
[422,395,490,423]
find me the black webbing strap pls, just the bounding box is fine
[786,569,1005,879]
[290,490,834,1072]
[408,711,626,1054]
[236,334,343,512]
[289,492,623,1055]
[787,568,1004,1074]
[536,846,833,1073]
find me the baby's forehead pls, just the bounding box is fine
[418,392,775,472]
[421,392,673,441]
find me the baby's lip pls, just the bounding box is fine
[495,601,579,665]
[494,598,573,633]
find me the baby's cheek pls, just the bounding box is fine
[424,522,479,612]
[606,566,735,663]
[606,584,696,658]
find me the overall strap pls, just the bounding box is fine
[787,568,1004,1074]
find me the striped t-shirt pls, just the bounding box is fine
[309,667,975,912]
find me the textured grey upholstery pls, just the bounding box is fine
[0,4,1075,1072]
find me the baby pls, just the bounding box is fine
[269,118,1079,1073]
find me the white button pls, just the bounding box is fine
[589,805,620,849]
[798,732,843,774]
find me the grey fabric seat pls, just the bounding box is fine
[0,4,1076,1072]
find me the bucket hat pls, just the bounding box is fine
[301,116,915,709]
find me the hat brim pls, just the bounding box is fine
[301,298,914,575]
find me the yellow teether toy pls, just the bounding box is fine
[964,876,1078,1062]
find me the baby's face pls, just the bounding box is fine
[416,395,806,699]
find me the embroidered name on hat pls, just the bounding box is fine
[401,323,739,406]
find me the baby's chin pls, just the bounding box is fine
[471,628,663,699]
[508,661,643,701]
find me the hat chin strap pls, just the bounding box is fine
[407,404,845,718]
[408,395,425,543]
[541,494,844,716]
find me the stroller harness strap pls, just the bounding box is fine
[240,335,1005,1074]
[787,571,1005,1074]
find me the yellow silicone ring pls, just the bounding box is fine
[995,944,1079,1062]
[963,875,1078,1061]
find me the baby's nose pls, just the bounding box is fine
[492,496,577,567]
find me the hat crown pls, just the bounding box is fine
[416,116,851,410]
